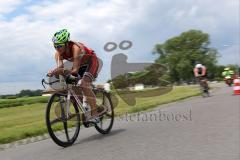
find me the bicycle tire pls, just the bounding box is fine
[46,93,81,147]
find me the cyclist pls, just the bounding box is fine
[222,67,235,86]
[193,64,209,91]
[222,67,234,78]
[48,29,103,122]
[194,64,206,77]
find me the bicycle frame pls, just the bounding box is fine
[42,75,88,119]
[66,87,88,119]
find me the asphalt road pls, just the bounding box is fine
[0,85,239,160]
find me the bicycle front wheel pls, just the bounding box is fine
[46,93,81,147]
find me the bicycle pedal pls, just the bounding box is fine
[83,121,97,128]
[83,121,91,128]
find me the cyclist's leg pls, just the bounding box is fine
[79,55,99,117]
[197,77,205,91]
[80,75,97,112]
[199,76,209,92]
[202,76,209,90]
[196,77,202,86]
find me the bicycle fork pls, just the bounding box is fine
[65,90,71,119]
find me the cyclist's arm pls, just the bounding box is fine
[55,52,64,68]
[202,66,206,76]
[193,68,199,77]
[48,52,64,76]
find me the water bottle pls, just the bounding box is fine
[59,75,66,89]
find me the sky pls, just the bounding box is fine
[0,0,239,94]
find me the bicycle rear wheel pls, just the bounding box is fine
[46,93,81,147]
[200,82,209,97]
[94,90,114,134]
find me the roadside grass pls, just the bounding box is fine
[114,86,200,115]
[0,103,47,144]
[0,85,200,144]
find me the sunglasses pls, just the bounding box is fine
[54,43,65,49]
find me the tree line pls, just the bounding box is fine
[0,89,43,99]
[111,29,239,89]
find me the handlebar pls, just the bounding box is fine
[41,78,60,89]
[41,74,80,89]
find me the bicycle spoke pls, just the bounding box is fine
[67,113,78,121]
[63,121,70,141]
[59,101,70,141]
[50,118,62,125]
[105,113,112,117]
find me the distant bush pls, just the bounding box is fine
[17,89,43,97]
[0,89,44,99]
[0,96,49,108]
[4,96,18,99]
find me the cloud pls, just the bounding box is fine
[218,44,240,65]
[0,0,23,14]
[0,81,42,95]
[0,0,239,94]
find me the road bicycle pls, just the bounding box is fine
[197,76,210,97]
[224,76,233,87]
[41,74,114,147]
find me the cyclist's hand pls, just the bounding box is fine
[48,69,55,77]
[48,68,68,77]
[65,74,79,84]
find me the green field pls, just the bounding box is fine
[0,96,49,108]
[0,86,200,144]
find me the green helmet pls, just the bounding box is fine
[52,29,70,44]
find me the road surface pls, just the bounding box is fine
[0,85,239,160]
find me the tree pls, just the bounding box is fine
[154,30,218,83]
[112,74,129,89]
[226,64,239,73]
[17,89,43,97]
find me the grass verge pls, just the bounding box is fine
[0,85,200,144]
